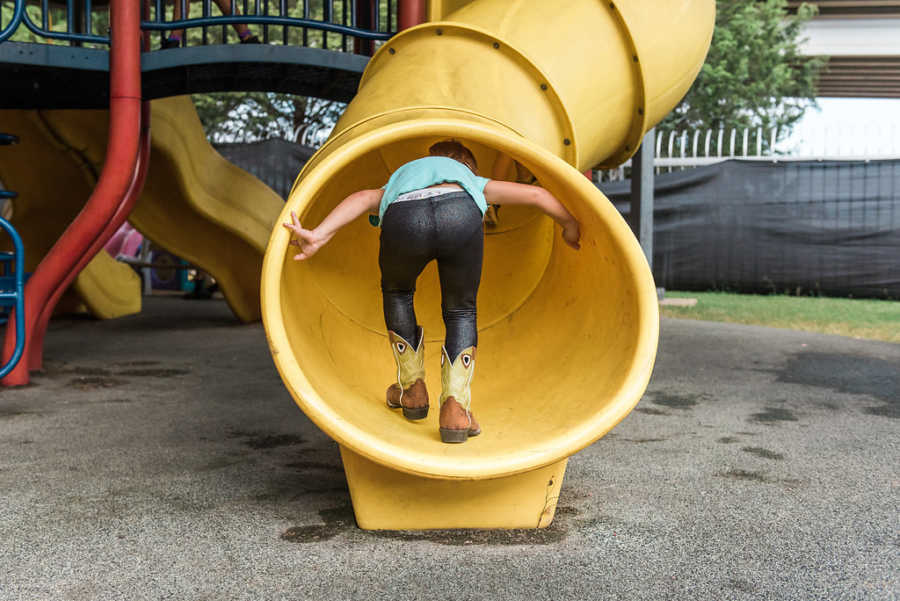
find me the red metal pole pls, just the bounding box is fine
[398,0,425,30]
[25,9,152,373]
[1,0,144,386]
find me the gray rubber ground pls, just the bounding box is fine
[0,296,897,600]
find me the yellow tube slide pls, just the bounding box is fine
[264,0,714,529]
[0,97,283,323]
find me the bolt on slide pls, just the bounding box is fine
[263,0,715,529]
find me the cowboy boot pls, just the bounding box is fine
[385,327,429,420]
[439,346,481,443]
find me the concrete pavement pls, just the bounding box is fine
[0,296,897,600]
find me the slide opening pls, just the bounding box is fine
[263,120,658,480]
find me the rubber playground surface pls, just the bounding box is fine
[0,296,896,600]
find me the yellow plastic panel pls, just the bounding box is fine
[342,446,567,530]
[75,252,142,318]
[615,0,717,130]
[11,97,284,323]
[135,97,285,321]
[426,0,474,21]
[0,110,141,319]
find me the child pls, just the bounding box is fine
[284,141,580,443]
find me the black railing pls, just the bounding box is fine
[0,0,396,52]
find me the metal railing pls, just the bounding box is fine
[0,0,24,42]
[1,0,396,50]
[1,0,107,44]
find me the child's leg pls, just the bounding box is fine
[167,0,187,44]
[433,194,484,442]
[378,203,435,343]
[434,196,483,360]
[379,202,437,418]
[210,0,256,40]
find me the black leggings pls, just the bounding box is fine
[379,191,483,360]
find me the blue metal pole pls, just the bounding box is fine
[0,0,25,44]
[66,0,75,38]
[0,217,26,380]
[302,0,308,46]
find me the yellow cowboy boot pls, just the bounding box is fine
[439,346,481,443]
[386,327,429,420]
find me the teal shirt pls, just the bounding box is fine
[374,156,491,226]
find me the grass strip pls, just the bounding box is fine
[660,291,900,343]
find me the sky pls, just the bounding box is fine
[780,97,900,157]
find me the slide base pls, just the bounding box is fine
[341,446,567,530]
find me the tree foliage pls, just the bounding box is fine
[659,0,825,138]
[193,92,345,144]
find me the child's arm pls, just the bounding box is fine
[283,188,384,261]
[483,180,581,249]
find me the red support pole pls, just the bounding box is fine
[353,0,376,56]
[398,0,425,31]
[26,6,152,372]
[1,0,144,386]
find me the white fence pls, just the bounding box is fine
[292,122,333,148]
[600,124,900,181]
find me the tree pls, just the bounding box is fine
[193,92,345,145]
[659,0,825,140]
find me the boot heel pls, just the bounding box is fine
[440,427,469,443]
[402,406,429,420]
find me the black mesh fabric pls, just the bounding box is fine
[599,159,900,299]
[212,140,900,299]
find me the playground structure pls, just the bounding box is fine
[0,0,714,528]
[0,98,283,322]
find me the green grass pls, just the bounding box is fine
[660,291,900,343]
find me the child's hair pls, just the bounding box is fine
[428,140,478,174]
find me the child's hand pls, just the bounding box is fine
[283,211,329,260]
[563,220,581,250]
